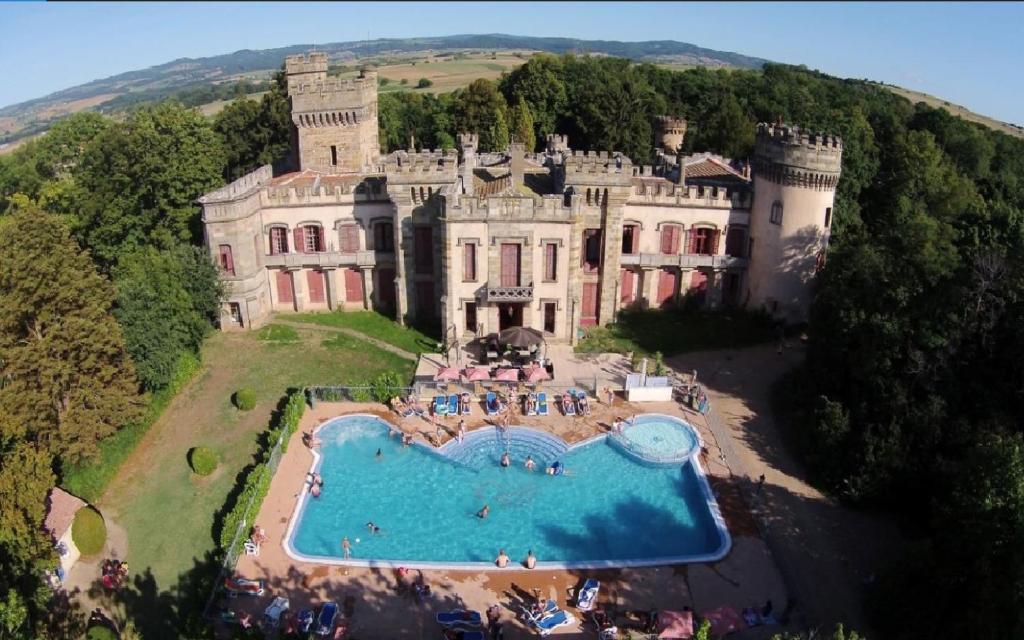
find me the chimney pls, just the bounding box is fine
[674,147,686,185]
[509,141,525,187]
[458,133,478,196]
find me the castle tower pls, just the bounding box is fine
[654,115,688,152]
[285,53,380,173]
[744,123,842,322]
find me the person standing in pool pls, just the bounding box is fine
[477,504,490,519]
[341,536,351,559]
[495,549,509,568]
[376,448,383,459]
[524,455,536,471]
[500,451,510,467]
[524,549,536,569]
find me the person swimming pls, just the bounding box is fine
[310,483,321,497]
[477,504,490,519]
[376,448,383,459]
[524,455,536,471]
[546,461,566,476]
[500,451,510,467]
[366,522,382,534]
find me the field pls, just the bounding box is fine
[880,83,1024,139]
[94,323,417,595]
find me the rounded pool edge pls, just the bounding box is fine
[280,413,732,570]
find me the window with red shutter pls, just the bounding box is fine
[269,228,287,254]
[660,225,681,255]
[303,226,323,252]
[339,225,359,253]
[293,227,305,254]
[307,270,325,303]
[218,245,234,275]
[544,243,557,281]
[500,243,520,287]
[463,243,476,281]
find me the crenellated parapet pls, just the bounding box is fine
[441,190,578,222]
[561,150,634,189]
[753,123,843,190]
[384,149,460,184]
[654,115,687,151]
[198,165,273,205]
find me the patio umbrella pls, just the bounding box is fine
[657,610,694,640]
[494,368,520,382]
[498,326,544,349]
[524,365,551,383]
[433,367,460,382]
[462,367,491,382]
[701,605,741,637]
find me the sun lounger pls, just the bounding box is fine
[435,609,482,627]
[520,599,558,625]
[561,393,576,416]
[447,394,459,415]
[460,394,472,415]
[314,602,338,636]
[263,596,289,629]
[485,392,500,416]
[537,392,549,416]
[434,395,449,417]
[533,609,576,636]
[576,579,599,612]
[297,609,315,634]
[224,575,264,597]
[574,390,591,416]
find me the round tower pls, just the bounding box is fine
[654,115,687,152]
[744,122,842,323]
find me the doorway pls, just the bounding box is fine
[498,303,523,331]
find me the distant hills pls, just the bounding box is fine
[0,34,768,145]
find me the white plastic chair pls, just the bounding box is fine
[244,541,260,556]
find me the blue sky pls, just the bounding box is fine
[2,2,1022,124]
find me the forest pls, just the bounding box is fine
[2,53,1024,638]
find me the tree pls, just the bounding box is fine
[417,78,433,89]
[453,79,509,151]
[73,102,226,268]
[113,244,222,390]
[0,206,142,462]
[499,53,567,146]
[509,95,536,151]
[214,67,292,180]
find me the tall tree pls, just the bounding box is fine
[214,67,292,180]
[453,79,509,151]
[509,95,536,151]
[0,205,142,462]
[499,54,567,147]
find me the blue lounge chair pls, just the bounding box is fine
[434,395,448,417]
[520,599,558,624]
[297,609,314,634]
[576,579,599,612]
[575,390,591,416]
[435,609,482,627]
[485,392,500,416]
[561,392,576,416]
[533,609,576,636]
[537,392,549,416]
[447,394,459,415]
[314,602,338,637]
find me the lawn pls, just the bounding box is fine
[287,310,438,355]
[96,326,415,595]
[576,308,778,357]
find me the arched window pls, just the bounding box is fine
[770,201,784,225]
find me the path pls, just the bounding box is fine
[273,319,417,361]
[670,343,903,635]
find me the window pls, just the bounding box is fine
[544,242,558,282]
[374,222,394,252]
[583,229,602,273]
[228,302,243,327]
[622,225,639,255]
[339,225,360,253]
[414,227,433,273]
[330,145,338,167]
[465,302,477,334]
[725,227,746,257]
[307,270,326,303]
[824,207,832,228]
[304,225,324,252]
[660,225,681,255]
[691,228,717,256]
[463,242,477,282]
[269,227,288,255]
[543,302,556,334]
[770,201,783,225]
[500,243,520,287]
[218,244,234,275]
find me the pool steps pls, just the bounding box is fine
[441,426,569,469]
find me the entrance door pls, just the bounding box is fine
[620,269,635,305]
[498,303,523,331]
[376,268,396,316]
[344,268,364,303]
[581,282,599,326]
[657,269,677,307]
[306,270,326,304]
[543,302,556,334]
[465,302,478,335]
[275,271,295,308]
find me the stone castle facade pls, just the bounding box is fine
[200,52,843,343]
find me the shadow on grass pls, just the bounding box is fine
[578,309,778,357]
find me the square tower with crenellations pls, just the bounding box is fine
[285,53,381,174]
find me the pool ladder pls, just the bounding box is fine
[496,426,511,452]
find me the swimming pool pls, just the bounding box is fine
[284,414,730,569]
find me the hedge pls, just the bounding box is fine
[218,391,306,550]
[189,446,219,476]
[233,388,256,411]
[72,507,107,556]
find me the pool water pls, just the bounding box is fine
[618,415,699,462]
[287,415,729,568]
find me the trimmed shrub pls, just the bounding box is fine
[350,386,373,402]
[72,507,106,556]
[369,371,403,403]
[189,446,218,476]
[417,78,433,89]
[86,626,117,640]
[234,388,256,411]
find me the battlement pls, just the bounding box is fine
[458,133,479,149]
[627,178,751,209]
[198,165,273,204]
[442,190,577,222]
[655,115,687,134]
[289,71,377,100]
[546,134,569,153]
[563,150,633,171]
[384,149,460,181]
[754,122,842,187]
[284,52,329,76]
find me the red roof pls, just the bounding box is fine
[44,487,86,540]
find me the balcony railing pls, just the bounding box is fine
[619,253,749,269]
[264,250,377,269]
[485,283,534,302]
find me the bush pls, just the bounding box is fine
[234,388,256,410]
[189,446,218,476]
[369,371,403,403]
[417,78,433,89]
[350,386,373,402]
[86,626,116,640]
[400,78,409,85]
[72,507,106,556]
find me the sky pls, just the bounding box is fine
[2,1,1022,125]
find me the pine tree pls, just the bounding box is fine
[0,205,143,462]
[510,95,536,151]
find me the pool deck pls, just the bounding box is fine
[229,396,787,638]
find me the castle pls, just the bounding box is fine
[200,52,842,343]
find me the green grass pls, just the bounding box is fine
[97,328,415,592]
[289,310,438,355]
[61,351,202,502]
[257,323,299,343]
[576,308,777,357]
[71,507,107,556]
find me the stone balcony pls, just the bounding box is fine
[263,250,377,269]
[619,253,749,269]
[484,283,534,302]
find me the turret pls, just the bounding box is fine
[458,133,478,196]
[654,115,687,153]
[744,123,843,322]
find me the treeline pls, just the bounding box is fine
[98,78,271,113]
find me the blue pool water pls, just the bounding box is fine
[287,415,728,567]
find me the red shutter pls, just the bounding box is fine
[294,227,305,254]
[218,245,234,275]
[307,271,325,303]
[276,271,294,304]
[500,244,519,287]
[658,269,678,307]
[690,270,708,292]
[339,225,359,252]
[671,226,682,254]
[463,243,476,281]
[711,229,721,255]
[686,228,697,254]
[345,268,364,302]
[660,226,673,254]
[545,243,557,281]
[631,226,639,254]
[269,229,278,255]
[620,269,634,304]
[581,283,599,325]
